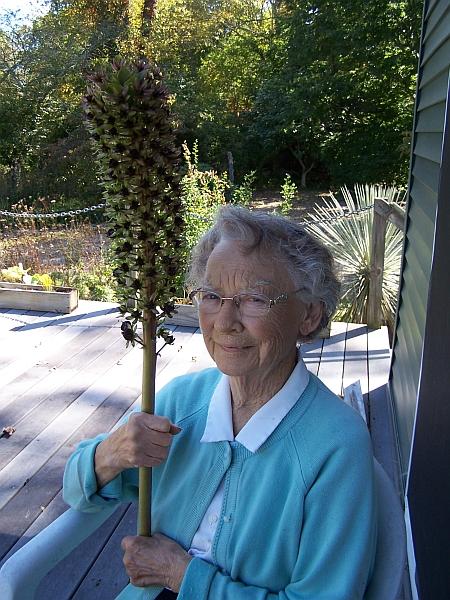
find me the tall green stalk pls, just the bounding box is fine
[139,312,157,535]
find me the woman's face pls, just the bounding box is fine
[199,239,322,382]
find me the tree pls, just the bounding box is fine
[251,0,422,186]
[0,0,423,204]
[147,0,273,175]
[0,0,129,204]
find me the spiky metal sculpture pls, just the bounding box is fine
[83,57,184,536]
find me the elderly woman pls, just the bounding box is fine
[63,206,377,600]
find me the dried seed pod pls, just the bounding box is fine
[83,57,185,347]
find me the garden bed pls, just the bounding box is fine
[0,281,78,313]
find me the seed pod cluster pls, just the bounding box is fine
[83,57,184,346]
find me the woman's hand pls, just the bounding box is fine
[121,533,192,591]
[94,413,181,487]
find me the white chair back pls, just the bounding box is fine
[365,460,407,600]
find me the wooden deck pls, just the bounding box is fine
[0,300,392,599]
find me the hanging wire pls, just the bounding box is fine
[0,203,106,219]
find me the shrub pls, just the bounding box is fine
[53,255,117,302]
[177,141,227,296]
[279,174,298,216]
[231,171,256,207]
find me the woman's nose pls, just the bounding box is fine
[214,298,243,332]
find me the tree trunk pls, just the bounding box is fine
[289,146,314,189]
[11,159,21,195]
[300,163,314,188]
[142,0,157,27]
[227,151,235,185]
[129,0,157,54]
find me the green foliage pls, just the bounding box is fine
[251,0,421,186]
[306,184,405,328]
[0,0,423,205]
[83,57,184,344]
[54,258,117,302]
[177,140,226,295]
[0,264,29,283]
[279,174,298,216]
[181,140,228,245]
[30,273,54,290]
[0,0,128,206]
[231,171,256,207]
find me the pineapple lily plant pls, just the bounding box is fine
[83,57,184,535]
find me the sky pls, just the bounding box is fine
[0,0,48,23]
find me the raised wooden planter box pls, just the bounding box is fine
[165,302,330,338]
[0,281,78,314]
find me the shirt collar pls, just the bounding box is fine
[200,355,310,453]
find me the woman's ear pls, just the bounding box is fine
[298,302,324,337]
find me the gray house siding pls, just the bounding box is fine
[390,0,450,481]
[406,90,450,597]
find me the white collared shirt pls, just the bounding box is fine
[188,357,310,563]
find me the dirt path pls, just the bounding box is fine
[251,189,330,223]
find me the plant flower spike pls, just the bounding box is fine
[83,57,184,536]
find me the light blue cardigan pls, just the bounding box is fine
[63,368,377,600]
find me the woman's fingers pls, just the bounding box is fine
[121,534,192,591]
[130,413,181,443]
[147,428,177,448]
[124,413,181,468]
[138,414,181,435]
[94,413,181,485]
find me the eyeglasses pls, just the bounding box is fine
[189,288,302,318]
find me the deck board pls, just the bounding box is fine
[316,320,348,396]
[342,323,369,396]
[0,300,391,598]
[301,337,323,376]
[0,326,123,426]
[0,325,78,380]
[0,377,142,561]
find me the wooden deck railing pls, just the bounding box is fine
[367,197,406,329]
